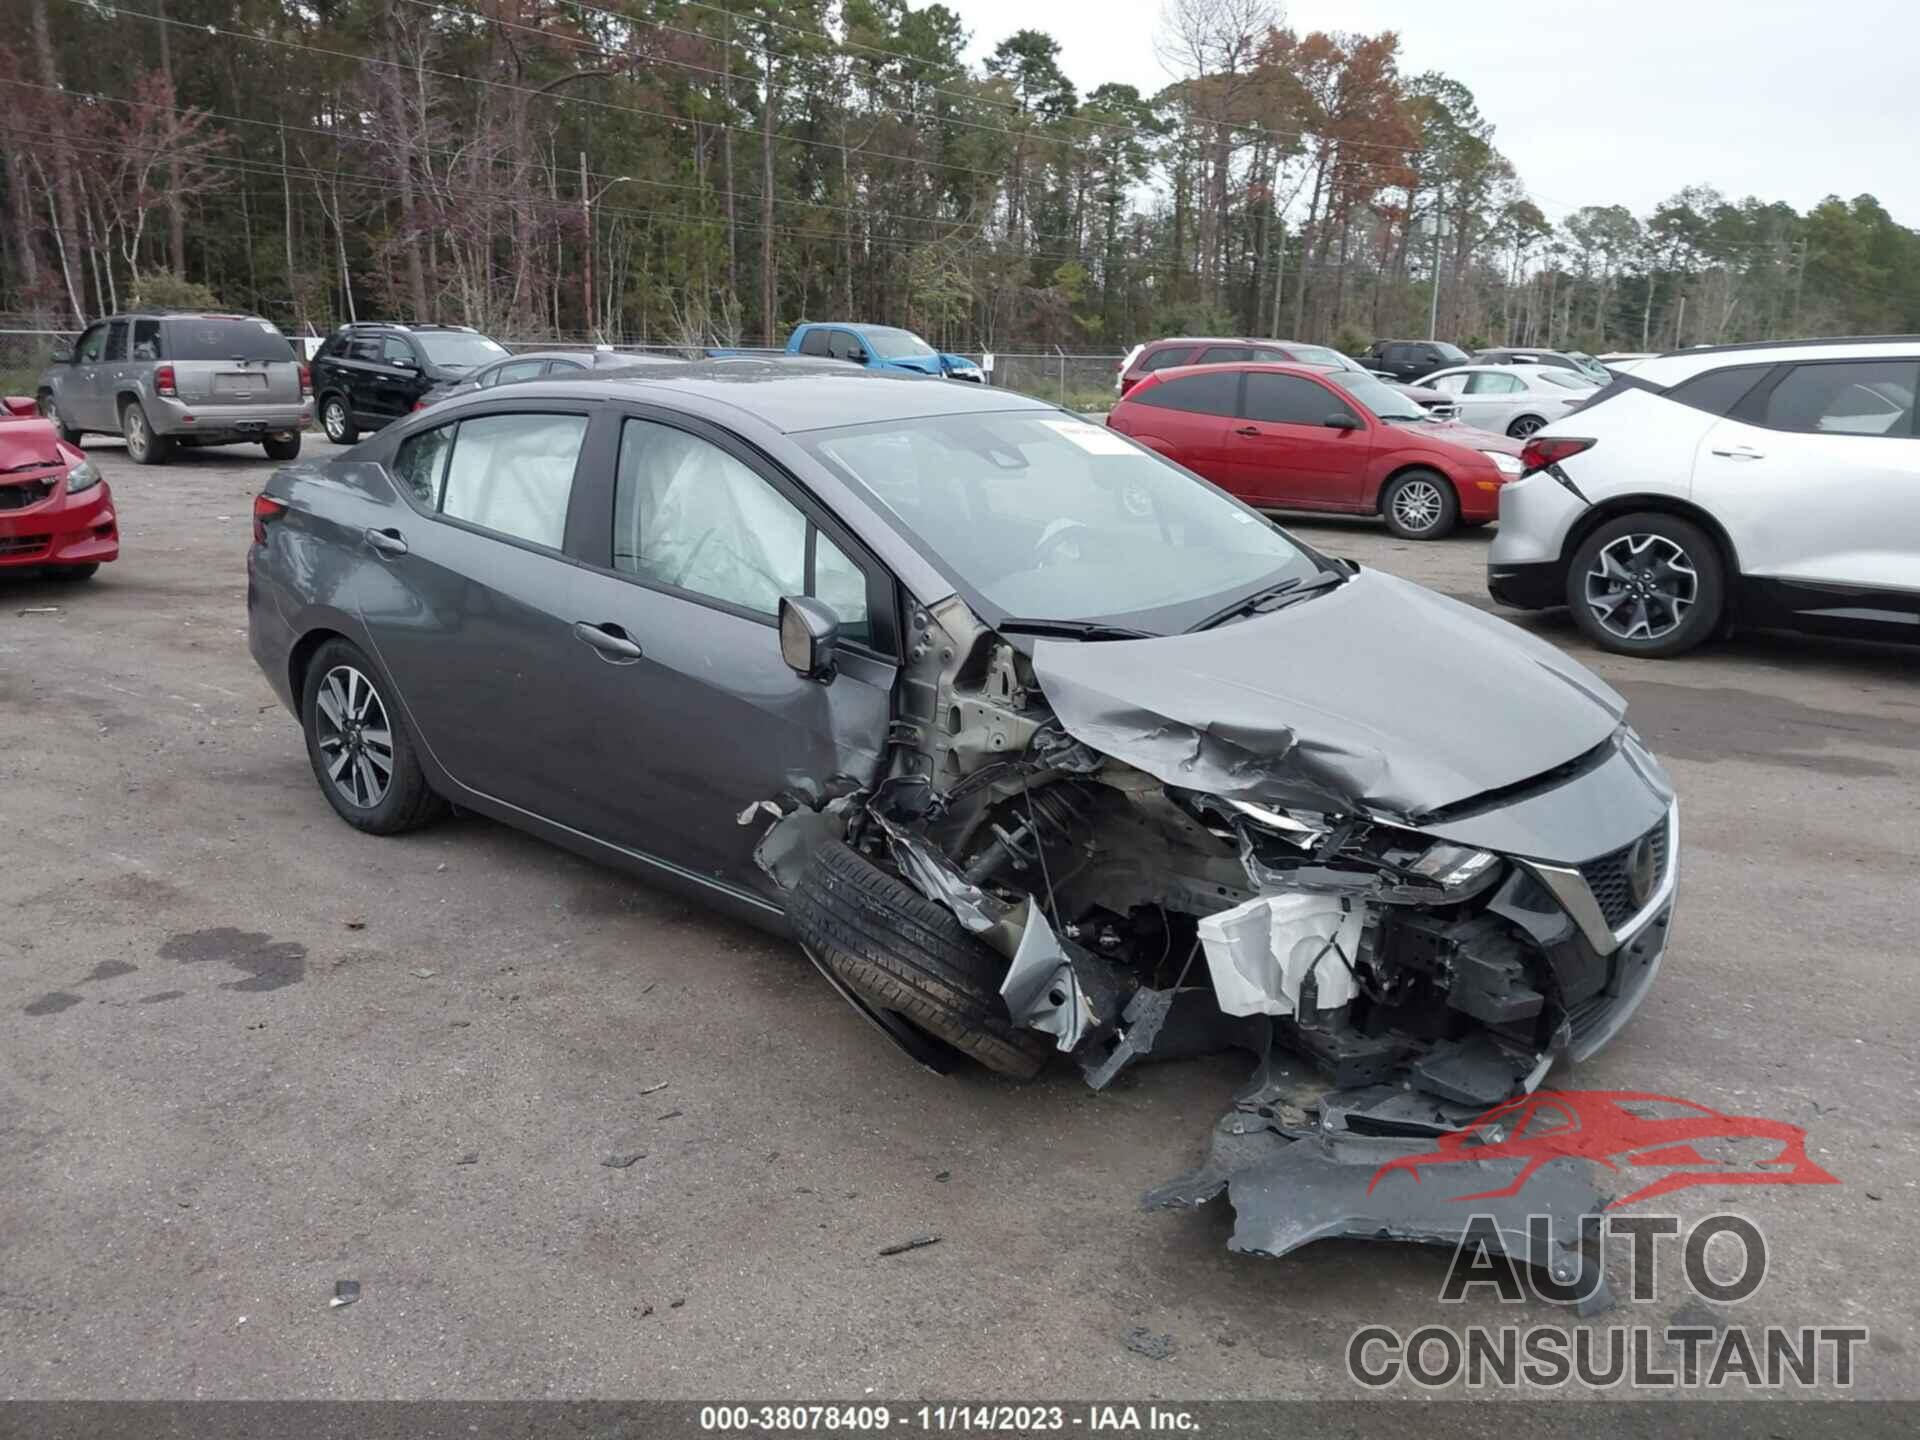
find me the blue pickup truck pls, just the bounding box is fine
[742,323,983,381]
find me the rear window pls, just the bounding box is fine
[1132,371,1240,415]
[164,318,297,363]
[1667,364,1774,418]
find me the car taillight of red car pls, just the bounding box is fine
[252,493,288,545]
[1520,435,1595,475]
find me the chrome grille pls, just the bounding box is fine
[1578,820,1670,930]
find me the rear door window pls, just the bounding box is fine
[104,320,129,362]
[438,413,589,549]
[1132,371,1241,416]
[1758,361,1918,437]
[1666,364,1773,417]
[1138,346,1196,374]
[1195,345,1255,364]
[1242,372,1350,425]
[1466,372,1523,395]
[392,422,456,505]
[163,319,297,362]
[493,359,548,386]
[131,320,163,360]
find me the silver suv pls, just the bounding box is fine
[38,311,311,464]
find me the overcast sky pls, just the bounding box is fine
[950,0,1918,228]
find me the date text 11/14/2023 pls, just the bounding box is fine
[698,1405,1201,1432]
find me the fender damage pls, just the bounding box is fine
[753,578,1677,1304]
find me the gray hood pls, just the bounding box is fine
[1030,569,1626,819]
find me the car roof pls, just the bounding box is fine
[1136,359,1340,386]
[1144,336,1297,349]
[1633,335,1920,387]
[1432,362,1562,377]
[461,359,1053,433]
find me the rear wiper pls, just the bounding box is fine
[1193,569,1346,631]
[996,617,1153,642]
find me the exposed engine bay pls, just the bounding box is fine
[756,591,1678,1308]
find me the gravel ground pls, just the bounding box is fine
[2,433,1916,1401]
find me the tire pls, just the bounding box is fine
[1381,468,1459,540]
[264,433,302,461]
[301,638,446,835]
[1507,414,1547,439]
[121,400,173,465]
[787,840,1054,1080]
[39,391,83,447]
[320,394,359,445]
[1565,512,1725,659]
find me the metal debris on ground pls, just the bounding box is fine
[344,918,366,930]
[657,1109,683,1121]
[330,1280,360,1309]
[409,968,437,979]
[877,1235,942,1257]
[934,1170,951,1182]
[18,607,60,616]
[638,1081,669,1096]
[669,1297,686,1309]
[454,1152,478,1165]
[601,1151,646,1169]
[1123,1327,1172,1361]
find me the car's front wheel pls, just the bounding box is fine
[1566,512,1725,658]
[320,394,359,445]
[301,639,445,834]
[1507,414,1546,439]
[1381,469,1459,540]
[38,392,84,447]
[121,401,174,465]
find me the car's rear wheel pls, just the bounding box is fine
[1381,469,1459,540]
[264,433,302,461]
[1507,414,1546,439]
[121,401,173,465]
[320,395,358,445]
[787,839,1054,1080]
[1566,513,1725,658]
[301,639,445,834]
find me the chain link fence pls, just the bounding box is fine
[0,329,78,401]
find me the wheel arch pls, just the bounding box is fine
[114,388,147,421]
[1561,493,1743,597]
[1372,461,1456,515]
[288,625,350,707]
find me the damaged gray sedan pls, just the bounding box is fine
[249,362,1676,1296]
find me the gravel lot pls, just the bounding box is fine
[3,434,1917,1401]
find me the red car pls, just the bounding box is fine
[1105,361,1522,540]
[1366,1090,1839,1211]
[0,413,118,578]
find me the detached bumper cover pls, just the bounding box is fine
[0,478,118,568]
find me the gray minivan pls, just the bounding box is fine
[38,312,311,464]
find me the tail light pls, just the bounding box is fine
[1520,436,1594,475]
[154,364,177,398]
[298,363,311,397]
[252,493,288,545]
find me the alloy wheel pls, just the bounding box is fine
[1509,415,1544,438]
[314,664,395,809]
[323,399,348,443]
[36,393,54,418]
[124,407,148,461]
[1390,478,1445,534]
[1583,533,1698,642]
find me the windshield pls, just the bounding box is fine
[1435,342,1470,362]
[862,327,937,360]
[1290,344,1361,371]
[801,411,1322,630]
[1333,372,1426,421]
[415,331,509,369]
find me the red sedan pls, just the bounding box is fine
[1105,361,1523,539]
[0,413,118,578]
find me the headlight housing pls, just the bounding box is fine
[65,458,100,494]
[1407,841,1499,888]
[1485,451,1523,477]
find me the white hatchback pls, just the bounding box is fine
[1487,338,1920,656]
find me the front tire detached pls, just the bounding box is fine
[788,840,1054,1080]
[1566,512,1725,658]
[1381,468,1459,540]
[264,433,302,461]
[301,638,445,834]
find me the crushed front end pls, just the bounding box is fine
[764,582,1677,1304]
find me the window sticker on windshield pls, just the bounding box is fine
[1040,418,1136,455]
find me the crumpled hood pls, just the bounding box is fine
[1029,568,1626,819]
[885,355,942,374]
[0,416,71,475]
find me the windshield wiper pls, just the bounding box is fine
[1192,569,1347,631]
[996,617,1154,642]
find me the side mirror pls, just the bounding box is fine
[1323,412,1361,431]
[49,342,73,364]
[779,595,841,681]
[847,347,869,365]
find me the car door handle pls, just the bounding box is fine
[364,527,408,557]
[573,621,643,663]
[1234,425,1261,436]
[1710,445,1764,460]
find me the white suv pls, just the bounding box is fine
[1487,337,1920,657]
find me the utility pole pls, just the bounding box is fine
[580,151,593,341]
[1790,237,1809,336]
[1674,294,1686,348]
[1425,198,1449,341]
[1269,223,1286,337]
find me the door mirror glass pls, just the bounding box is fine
[779,595,841,680]
[1322,412,1361,431]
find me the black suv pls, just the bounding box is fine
[1354,339,1469,383]
[310,323,510,443]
